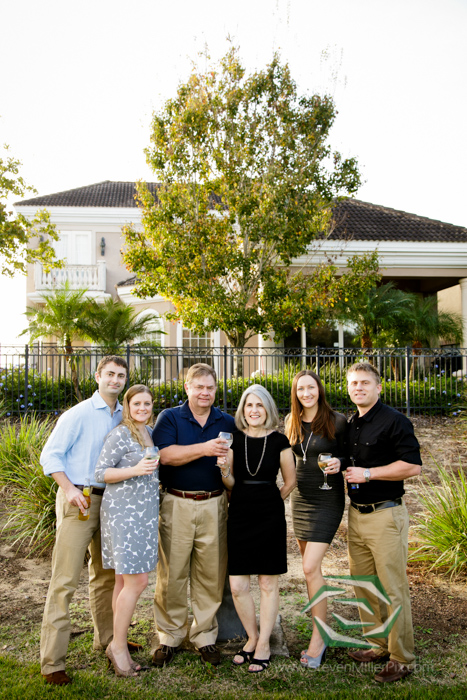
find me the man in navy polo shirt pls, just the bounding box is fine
[152,363,235,667]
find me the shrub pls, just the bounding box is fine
[2,464,58,555]
[0,414,55,486]
[0,415,57,555]
[411,460,467,576]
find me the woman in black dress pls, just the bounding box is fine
[220,384,296,673]
[285,371,347,669]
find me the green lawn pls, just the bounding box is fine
[1,618,466,700]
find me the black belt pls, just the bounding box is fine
[240,480,274,485]
[167,488,224,501]
[76,484,105,497]
[350,497,403,514]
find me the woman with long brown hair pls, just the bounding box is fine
[95,384,159,677]
[285,371,347,669]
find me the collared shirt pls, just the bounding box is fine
[153,400,236,492]
[347,399,422,505]
[40,391,123,487]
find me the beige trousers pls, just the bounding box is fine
[40,488,115,674]
[154,492,228,648]
[348,503,415,667]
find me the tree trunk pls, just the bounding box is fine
[360,333,373,361]
[65,336,82,402]
[226,330,247,378]
[390,356,400,382]
[409,340,423,381]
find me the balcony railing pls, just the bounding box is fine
[34,261,106,291]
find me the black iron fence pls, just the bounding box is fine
[0,344,465,418]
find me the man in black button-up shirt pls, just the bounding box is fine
[344,362,422,684]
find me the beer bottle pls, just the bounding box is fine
[78,478,91,521]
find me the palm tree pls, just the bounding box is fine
[84,298,162,352]
[407,296,462,349]
[390,295,463,378]
[336,282,413,350]
[21,284,94,400]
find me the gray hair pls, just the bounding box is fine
[235,384,279,431]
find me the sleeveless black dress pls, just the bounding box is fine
[227,430,291,575]
[290,412,347,543]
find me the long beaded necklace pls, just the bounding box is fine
[300,424,313,463]
[244,432,268,477]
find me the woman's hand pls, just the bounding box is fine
[324,457,341,475]
[132,457,158,477]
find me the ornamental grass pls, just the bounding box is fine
[411,459,467,576]
[0,414,57,555]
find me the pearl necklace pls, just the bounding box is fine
[300,424,313,463]
[244,432,268,477]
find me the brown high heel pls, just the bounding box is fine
[105,644,139,678]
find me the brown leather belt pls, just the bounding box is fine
[350,497,402,514]
[76,484,105,497]
[167,488,223,501]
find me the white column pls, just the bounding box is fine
[213,330,221,378]
[301,324,307,370]
[338,323,344,370]
[97,260,106,291]
[459,278,467,375]
[176,322,183,377]
[258,331,278,376]
[460,279,467,346]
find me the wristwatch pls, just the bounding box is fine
[363,469,371,483]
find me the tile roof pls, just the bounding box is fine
[116,276,137,288]
[16,181,159,208]
[16,181,467,243]
[330,198,467,243]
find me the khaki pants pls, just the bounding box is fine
[154,492,228,648]
[348,503,415,667]
[40,488,115,674]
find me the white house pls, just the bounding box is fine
[15,181,467,358]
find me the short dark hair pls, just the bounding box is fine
[96,355,128,376]
[347,361,381,384]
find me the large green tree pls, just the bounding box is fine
[123,48,379,349]
[0,144,59,276]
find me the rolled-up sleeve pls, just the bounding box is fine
[40,412,81,476]
[389,417,422,466]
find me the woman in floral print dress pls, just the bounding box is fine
[95,384,159,677]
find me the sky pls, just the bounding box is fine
[1,0,467,344]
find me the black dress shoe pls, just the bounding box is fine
[198,644,221,665]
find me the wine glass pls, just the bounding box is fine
[318,452,332,490]
[144,446,160,481]
[217,432,233,467]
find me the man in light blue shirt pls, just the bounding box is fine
[40,356,128,686]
